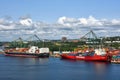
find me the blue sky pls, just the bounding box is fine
[0,0,120,22]
[0,0,120,41]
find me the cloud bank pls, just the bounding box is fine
[0,16,120,41]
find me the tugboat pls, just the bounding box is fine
[4,46,50,58]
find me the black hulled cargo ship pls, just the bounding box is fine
[4,46,50,58]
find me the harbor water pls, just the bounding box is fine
[0,54,120,80]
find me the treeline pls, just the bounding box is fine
[2,40,120,51]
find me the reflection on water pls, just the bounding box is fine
[13,57,49,65]
[30,58,49,64]
[94,62,107,74]
[0,54,120,80]
[92,62,109,80]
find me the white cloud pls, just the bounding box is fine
[0,18,15,30]
[0,16,120,41]
[111,19,120,25]
[20,18,32,26]
[57,16,80,27]
[0,18,5,24]
[0,24,15,30]
[85,16,103,26]
[79,18,88,25]
[58,16,103,27]
[116,29,120,32]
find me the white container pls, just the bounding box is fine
[39,48,49,53]
[28,46,38,53]
[95,48,106,55]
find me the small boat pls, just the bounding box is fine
[61,53,76,60]
[4,46,50,58]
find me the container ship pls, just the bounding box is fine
[4,46,50,58]
[61,48,112,62]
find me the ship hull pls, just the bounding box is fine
[61,53,109,62]
[76,55,108,61]
[61,54,76,60]
[5,52,49,58]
